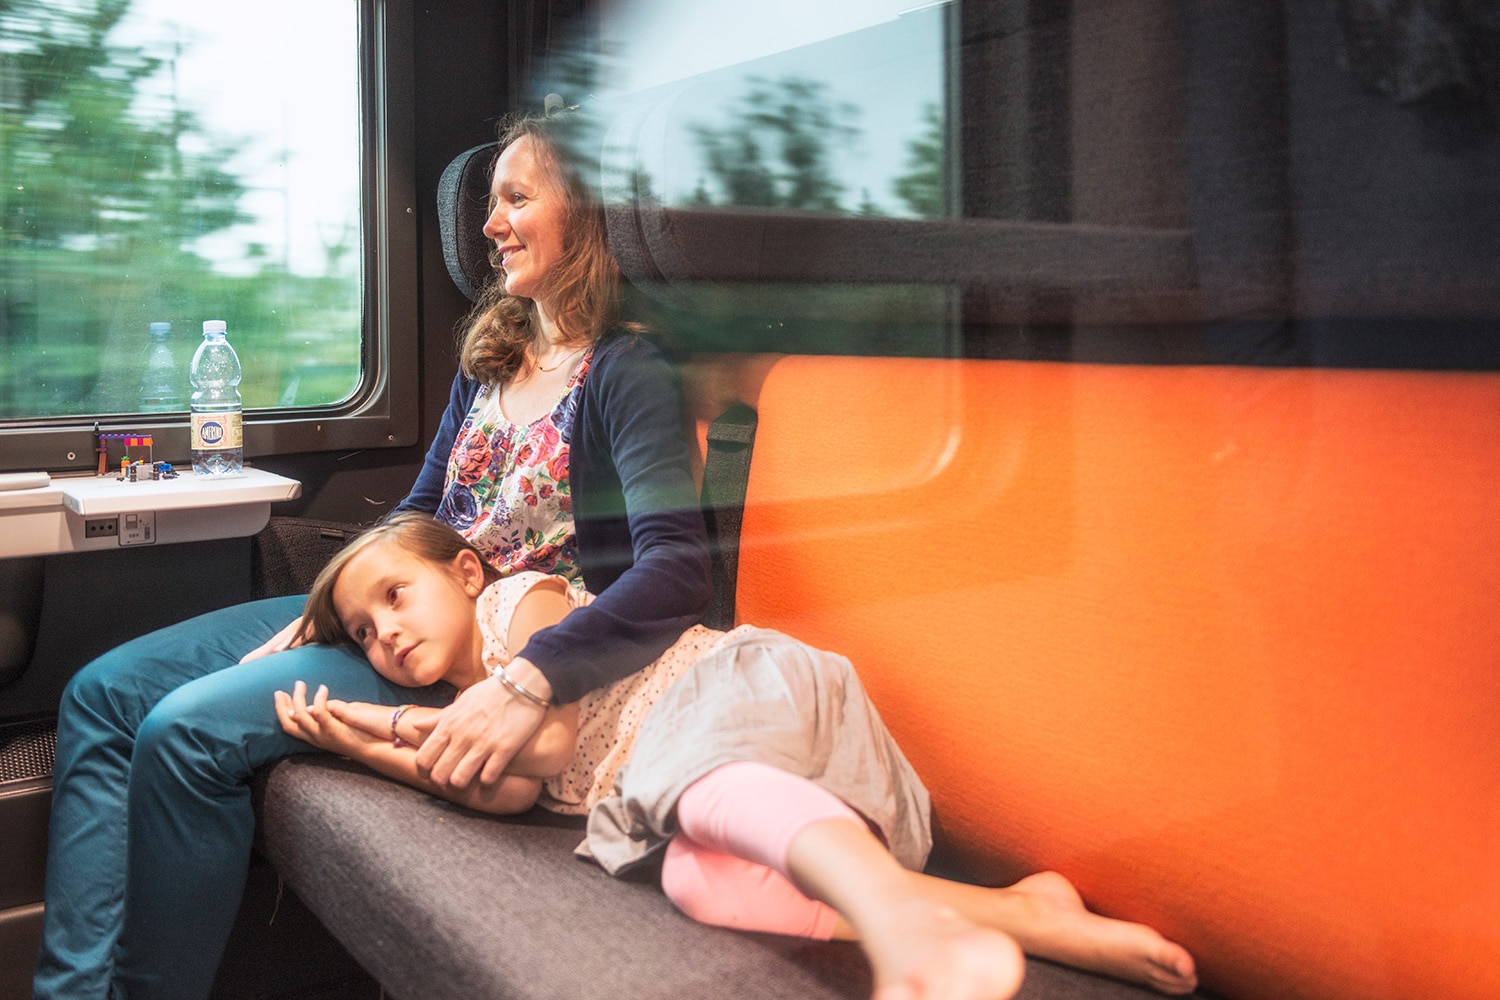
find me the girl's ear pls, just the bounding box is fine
[451,548,487,598]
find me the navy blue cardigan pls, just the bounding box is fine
[395,333,712,704]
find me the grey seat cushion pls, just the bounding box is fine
[258,755,1204,1000]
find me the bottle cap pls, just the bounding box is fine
[202,320,227,336]
[150,322,171,337]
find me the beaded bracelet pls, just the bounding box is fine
[390,704,416,747]
[493,664,551,708]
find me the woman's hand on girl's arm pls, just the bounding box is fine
[415,658,552,790]
[241,616,308,663]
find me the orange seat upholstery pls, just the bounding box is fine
[732,355,1500,1000]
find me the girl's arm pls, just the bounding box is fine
[274,681,543,815]
[329,695,578,780]
[278,575,583,793]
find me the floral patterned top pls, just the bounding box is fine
[435,351,591,580]
[477,570,750,816]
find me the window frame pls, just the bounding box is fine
[0,0,419,474]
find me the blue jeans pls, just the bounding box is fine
[34,596,450,1000]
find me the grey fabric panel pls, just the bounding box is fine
[436,142,499,303]
[259,755,870,1000]
[258,755,1203,1000]
[249,516,360,600]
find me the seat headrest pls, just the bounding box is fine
[437,142,499,302]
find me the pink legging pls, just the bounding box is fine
[659,760,867,940]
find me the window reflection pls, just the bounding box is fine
[601,3,950,220]
[565,0,1500,370]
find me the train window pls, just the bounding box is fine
[601,0,947,220]
[593,0,960,358]
[573,1,1500,368]
[0,0,417,472]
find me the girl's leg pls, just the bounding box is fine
[35,595,306,1000]
[673,762,1199,999]
[661,837,845,939]
[108,640,450,1000]
[671,761,1022,1000]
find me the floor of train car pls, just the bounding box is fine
[209,855,380,1000]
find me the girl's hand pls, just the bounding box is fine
[242,616,308,663]
[274,681,376,756]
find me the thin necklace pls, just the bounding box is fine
[534,345,584,373]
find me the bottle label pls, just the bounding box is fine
[191,410,243,450]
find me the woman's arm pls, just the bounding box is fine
[413,576,587,786]
[392,371,482,515]
[275,682,543,815]
[417,338,711,788]
[495,577,581,776]
[519,336,713,703]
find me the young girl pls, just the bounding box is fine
[274,515,1199,1000]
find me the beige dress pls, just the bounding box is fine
[478,575,933,877]
[477,570,743,816]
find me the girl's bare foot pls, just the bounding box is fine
[998,872,1197,995]
[865,899,1025,1000]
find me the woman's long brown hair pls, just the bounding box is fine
[457,112,620,387]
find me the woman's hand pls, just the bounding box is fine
[241,616,307,663]
[274,680,376,756]
[415,657,551,790]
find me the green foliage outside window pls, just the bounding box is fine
[0,0,360,421]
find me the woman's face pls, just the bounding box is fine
[484,135,569,307]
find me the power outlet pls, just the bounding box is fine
[119,511,156,546]
[84,517,119,539]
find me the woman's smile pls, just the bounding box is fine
[483,135,568,307]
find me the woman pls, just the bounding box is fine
[34,108,711,1000]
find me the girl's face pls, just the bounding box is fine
[484,134,570,308]
[332,540,487,689]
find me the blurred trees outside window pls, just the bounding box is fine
[0,0,360,421]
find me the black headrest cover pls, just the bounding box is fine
[437,142,500,302]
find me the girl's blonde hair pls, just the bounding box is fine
[301,513,501,647]
[458,111,620,386]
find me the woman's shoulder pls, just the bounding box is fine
[590,327,667,366]
[447,367,486,404]
[582,329,684,404]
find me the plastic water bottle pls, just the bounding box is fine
[138,322,184,412]
[189,320,244,475]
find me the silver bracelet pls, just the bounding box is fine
[493,664,551,708]
[390,704,416,747]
